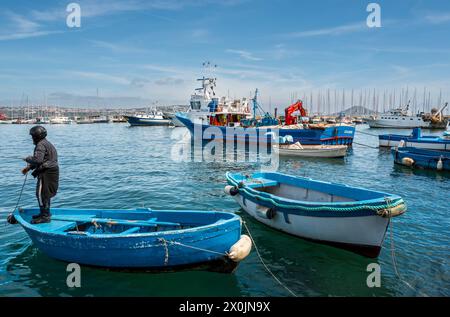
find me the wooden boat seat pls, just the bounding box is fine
[37,220,78,232]
[51,215,181,228]
[119,227,141,235]
[244,178,279,189]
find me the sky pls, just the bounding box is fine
[1,0,450,109]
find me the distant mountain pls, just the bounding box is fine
[332,106,377,116]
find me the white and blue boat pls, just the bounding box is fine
[225,172,406,258]
[379,128,450,150]
[392,147,449,171]
[11,208,251,270]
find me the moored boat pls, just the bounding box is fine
[125,112,171,126]
[379,128,450,151]
[225,172,406,258]
[392,147,449,171]
[11,208,251,270]
[274,143,348,158]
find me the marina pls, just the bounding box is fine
[0,123,448,296]
[0,0,449,301]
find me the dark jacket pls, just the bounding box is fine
[25,138,59,177]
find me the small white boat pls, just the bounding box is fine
[50,116,74,124]
[225,172,406,258]
[274,142,347,158]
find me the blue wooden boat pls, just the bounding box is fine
[225,172,406,258]
[12,208,250,270]
[379,128,450,150]
[392,147,450,171]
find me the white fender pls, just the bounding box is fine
[224,185,234,195]
[437,157,443,171]
[401,157,414,167]
[398,140,406,148]
[228,235,252,262]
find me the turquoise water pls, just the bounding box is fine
[0,124,448,297]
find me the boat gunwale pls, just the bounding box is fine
[226,172,403,208]
[13,208,241,239]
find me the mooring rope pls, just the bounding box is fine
[166,240,228,257]
[352,141,379,149]
[357,130,380,137]
[4,173,28,225]
[242,221,298,297]
[387,206,428,297]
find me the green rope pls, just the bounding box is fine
[229,179,405,213]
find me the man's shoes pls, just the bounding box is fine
[31,215,51,224]
[32,214,41,219]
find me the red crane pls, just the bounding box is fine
[284,100,308,125]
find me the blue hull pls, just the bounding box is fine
[379,128,450,150]
[13,208,241,269]
[176,114,355,145]
[392,147,450,171]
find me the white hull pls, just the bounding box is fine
[379,139,449,150]
[275,145,347,158]
[367,118,430,129]
[234,195,389,249]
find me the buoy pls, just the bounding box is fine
[228,235,252,262]
[6,214,18,225]
[437,157,443,171]
[224,185,239,196]
[401,157,414,167]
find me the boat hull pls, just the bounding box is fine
[367,118,430,129]
[126,116,171,126]
[379,131,450,151]
[392,147,450,171]
[275,145,347,158]
[233,195,388,258]
[14,208,242,269]
[176,114,355,145]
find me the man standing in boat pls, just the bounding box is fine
[21,126,59,224]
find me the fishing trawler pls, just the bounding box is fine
[176,84,355,145]
[366,103,448,129]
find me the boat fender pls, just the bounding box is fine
[437,157,443,171]
[228,235,252,262]
[255,206,277,219]
[398,140,406,148]
[401,157,414,167]
[6,214,17,225]
[224,185,239,196]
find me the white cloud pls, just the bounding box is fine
[69,71,131,85]
[286,22,366,38]
[425,12,450,24]
[0,12,62,41]
[226,49,263,61]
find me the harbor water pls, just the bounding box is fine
[0,124,448,296]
